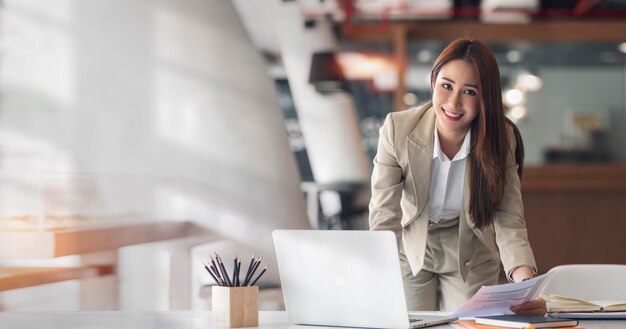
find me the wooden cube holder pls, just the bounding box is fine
[212,286,258,328]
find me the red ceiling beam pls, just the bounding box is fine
[338,0,391,36]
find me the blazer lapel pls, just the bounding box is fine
[407,105,436,221]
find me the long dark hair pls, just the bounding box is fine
[430,38,524,229]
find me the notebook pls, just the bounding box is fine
[474,315,578,328]
[272,229,457,328]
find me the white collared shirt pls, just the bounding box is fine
[428,124,471,223]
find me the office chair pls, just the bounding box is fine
[542,264,626,301]
[316,183,370,230]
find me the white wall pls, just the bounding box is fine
[0,0,309,308]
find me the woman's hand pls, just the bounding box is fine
[510,297,547,316]
[509,266,547,315]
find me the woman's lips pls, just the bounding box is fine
[443,109,463,121]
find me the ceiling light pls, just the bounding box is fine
[373,69,398,91]
[337,52,394,80]
[403,93,418,106]
[517,72,543,92]
[417,50,432,63]
[507,105,528,123]
[510,106,527,120]
[506,50,521,63]
[309,51,346,94]
[504,89,525,107]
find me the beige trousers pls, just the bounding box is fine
[399,217,500,312]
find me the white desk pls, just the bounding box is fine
[0,311,623,328]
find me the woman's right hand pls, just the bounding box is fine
[509,297,547,316]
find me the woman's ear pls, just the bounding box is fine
[430,75,435,91]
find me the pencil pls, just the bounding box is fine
[234,256,241,287]
[221,254,233,287]
[232,255,238,287]
[244,256,263,286]
[209,255,222,282]
[236,258,242,286]
[204,263,222,286]
[242,254,255,286]
[216,253,232,287]
[243,257,259,286]
[250,265,268,286]
[205,259,222,284]
[242,255,256,286]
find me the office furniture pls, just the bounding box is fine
[542,264,626,301]
[521,164,626,272]
[0,222,213,310]
[301,182,370,230]
[0,311,622,328]
[0,265,112,292]
[0,221,200,259]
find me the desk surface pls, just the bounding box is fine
[0,311,624,328]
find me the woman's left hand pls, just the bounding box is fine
[510,297,547,316]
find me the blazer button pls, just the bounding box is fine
[464,259,471,267]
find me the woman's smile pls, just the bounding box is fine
[443,109,463,120]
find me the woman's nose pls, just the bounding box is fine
[448,92,462,108]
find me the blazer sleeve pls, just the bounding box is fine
[369,113,404,241]
[494,130,537,281]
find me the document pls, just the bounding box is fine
[453,272,553,318]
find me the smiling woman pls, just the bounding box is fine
[369,38,544,314]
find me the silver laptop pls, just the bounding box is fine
[272,230,457,328]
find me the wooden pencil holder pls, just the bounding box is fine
[212,286,259,328]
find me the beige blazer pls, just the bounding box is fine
[369,102,536,282]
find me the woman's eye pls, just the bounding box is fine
[442,83,452,90]
[464,89,477,96]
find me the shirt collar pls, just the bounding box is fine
[433,124,471,162]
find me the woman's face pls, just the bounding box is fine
[432,59,481,138]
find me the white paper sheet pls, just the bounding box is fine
[453,272,553,318]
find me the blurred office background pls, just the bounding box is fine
[0,0,625,311]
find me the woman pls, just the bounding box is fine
[369,38,545,315]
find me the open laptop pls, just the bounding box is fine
[272,230,457,328]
